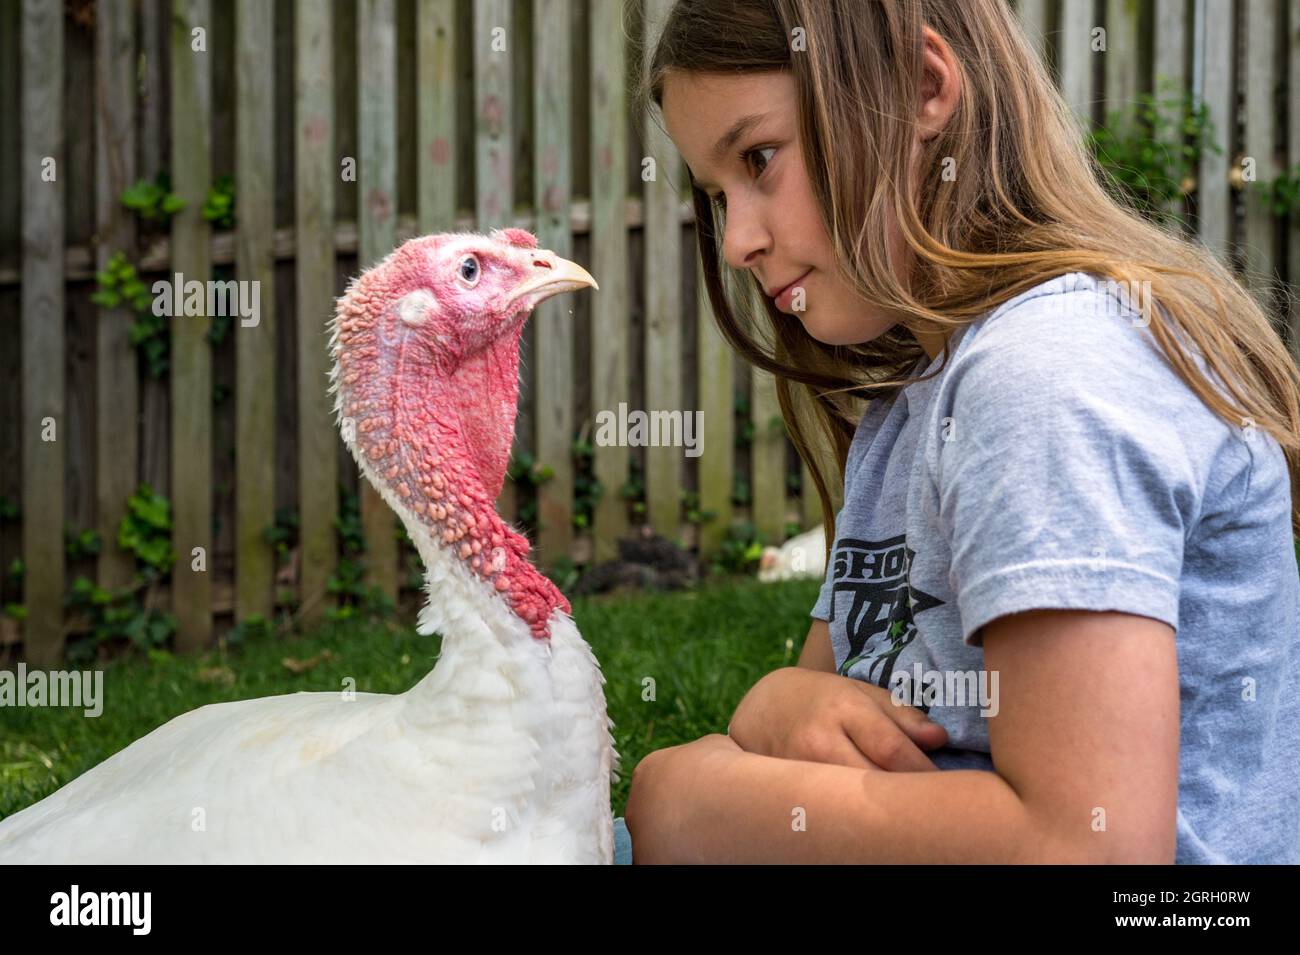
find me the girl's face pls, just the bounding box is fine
[665,38,961,358]
[662,70,903,348]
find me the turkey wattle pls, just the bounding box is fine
[0,228,616,863]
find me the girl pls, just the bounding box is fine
[615,0,1300,864]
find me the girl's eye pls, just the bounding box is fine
[709,147,776,212]
[458,255,480,285]
[745,146,776,177]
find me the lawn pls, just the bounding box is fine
[0,576,821,821]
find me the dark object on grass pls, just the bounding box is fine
[572,525,700,596]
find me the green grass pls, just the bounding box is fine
[0,576,821,821]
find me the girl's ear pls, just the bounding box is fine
[916,25,961,143]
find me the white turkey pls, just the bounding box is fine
[0,228,617,863]
[757,525,827,583]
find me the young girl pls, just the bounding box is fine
[614,0,1300,864]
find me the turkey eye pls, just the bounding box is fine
[458,256,480,285]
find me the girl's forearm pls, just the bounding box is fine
[662,746,1054,864]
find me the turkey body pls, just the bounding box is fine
[0,611,615,864]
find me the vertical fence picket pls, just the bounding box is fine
[170,0,213,653]
[137,0,171,498]
[418,0,457,233]
[750,366,785,548]
[534,0,576,569]
[357,0,399,600]
[1290,0,1300,360]
[1242,0,1281,317]
[696,255,733,560]
[642,0,683,542]
[589,0,630,562]
[295,0,337,626]
[19,0,64,666]
[799,459,819,533]
[1017,0,1053,65]
[1059,0,1099,130]
[1104,0,1143,113]
[94,0,138,593]
[1155,0,1190,224]
[235,0,277,623]
[1197,0,1234,264]
[0,0,19,654]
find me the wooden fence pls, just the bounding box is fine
[1,0,1298,665]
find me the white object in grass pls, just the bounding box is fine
[757,526,828,583]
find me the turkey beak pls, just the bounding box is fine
[504,250,599,311]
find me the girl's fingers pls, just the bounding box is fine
[853,683,950,747]
[844,712,940,773]
[895,712,949,748]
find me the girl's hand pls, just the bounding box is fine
[727,666,948,771]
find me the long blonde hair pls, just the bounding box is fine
[638,0,1300,551]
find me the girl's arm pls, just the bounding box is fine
[796,618,836,672]
[625,607,1180,864]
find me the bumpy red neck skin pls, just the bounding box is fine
[333,276,571,641]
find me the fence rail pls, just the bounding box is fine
[1,0,1297,664]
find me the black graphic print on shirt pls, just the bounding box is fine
[825,534,945,690]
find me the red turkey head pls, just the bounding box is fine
[329,228,597,639]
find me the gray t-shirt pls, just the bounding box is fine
[811,271,1300,864]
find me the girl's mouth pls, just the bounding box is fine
[773,269,813,310]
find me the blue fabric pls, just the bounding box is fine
[810,271,1300,864]
[613,815,632,864]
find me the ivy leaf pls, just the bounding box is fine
[121,179,162,212]
[129,490,171,530]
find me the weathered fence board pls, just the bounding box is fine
[1104,0,1143,111]
[94,0,139,593]
[357,0,399,600]
[534,0,577,568]
[169,0,214,653]
[1197,0,1234,261]
[750,367,786,548]
[697,255,734,558]
[235,0,277,623]
[589,0,631,563]
[295,0,338,627]
[1242,0,1281,317]
[1058,0,1097,128]
[641,0,684,542]
[1154,0,1189,224]
[418,0,458,234]
[1290,0,1300,361]
[1017,0,1054,65]
[20,0,65,666]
